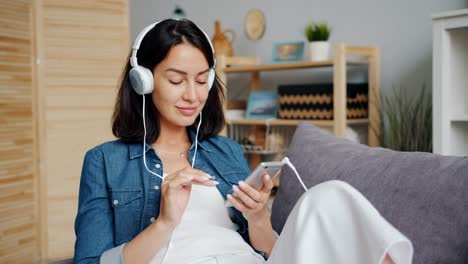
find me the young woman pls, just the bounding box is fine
[74,19,412,264]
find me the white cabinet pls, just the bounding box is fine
[432,9,468,156]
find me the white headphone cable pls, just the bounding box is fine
[191,111,202,168]
[142,95,164,180]
[281,157,308,192]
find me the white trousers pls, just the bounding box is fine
[267,180,413,264]
[184,180,413,264]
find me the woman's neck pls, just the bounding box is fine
[153,123,191,151]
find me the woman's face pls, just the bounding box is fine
[152,42,211,129]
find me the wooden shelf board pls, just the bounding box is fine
[227,118,369,126]
[223,59,368,73]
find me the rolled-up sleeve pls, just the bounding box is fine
[100,243,126,264]
[74,148,122,263]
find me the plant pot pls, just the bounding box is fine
[308,41,330,61]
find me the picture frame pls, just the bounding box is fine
[272,41,304,63]
[246,90,279,119]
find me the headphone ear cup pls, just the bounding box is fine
[129,66,154,95]
[207,68,215,91]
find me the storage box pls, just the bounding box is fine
[278,83,368,120]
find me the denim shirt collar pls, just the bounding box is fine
[128,129,211,159]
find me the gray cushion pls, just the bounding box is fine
[271,122,468,264]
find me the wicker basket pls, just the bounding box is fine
[278,83,368,120]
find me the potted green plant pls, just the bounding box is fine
[304,22,331,61]
[380,84,432,152]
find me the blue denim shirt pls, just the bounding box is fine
[73,131,254,263]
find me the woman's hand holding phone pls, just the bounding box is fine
[227,173,275,223]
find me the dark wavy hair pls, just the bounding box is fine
[112,19,225,143]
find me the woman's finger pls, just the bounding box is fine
[232,185,259,209]
[179,171,209,183]
[163,167,186,181]
[164,168,217,187]
[227,194,247,212]
[259,174,274,194]
[179,169,218,186]
[192,179,219,187]
[168,174,194,189]
[237,180,262,202]
[188,167,214,181]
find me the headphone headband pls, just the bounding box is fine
[130,19,216,68]
[130,22,159,67]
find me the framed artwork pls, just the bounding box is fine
[272,41,304,63]
[246,91,279,119]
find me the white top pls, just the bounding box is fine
[150,174,257,264]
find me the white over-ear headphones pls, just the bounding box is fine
[129,19,216,95]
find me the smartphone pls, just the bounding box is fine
[244,161,284,190]
[225,161,283,207]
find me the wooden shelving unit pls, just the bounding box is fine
[216,43,381,168]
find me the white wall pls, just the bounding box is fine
[130,0,467,100]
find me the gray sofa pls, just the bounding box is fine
[271,122,468,263]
